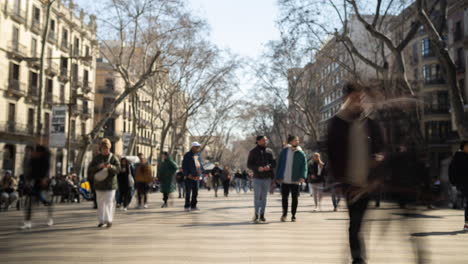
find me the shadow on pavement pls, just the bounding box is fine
[411,230,467,237]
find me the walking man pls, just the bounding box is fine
[247,136,276,223]
[182,142,204,211]
[449,140,468,231]
[276,135,307,222]
[211,163,222,197]
[327,82,384,264]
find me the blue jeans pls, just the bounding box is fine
[331,185,341,209]
[185,179,199,208]
[235,178,248,193]
[253,178,271,216]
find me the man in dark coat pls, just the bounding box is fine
[327,82,384,264]
[247,136,276,223]
[21,145,53,229]
[449,140,468,231]
[182,142,204,211]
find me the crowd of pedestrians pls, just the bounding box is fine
[1,81,467,264]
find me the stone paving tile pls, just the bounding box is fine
[0,190,467,264]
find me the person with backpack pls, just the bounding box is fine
[449,140,468,231]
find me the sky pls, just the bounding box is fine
[188,0,280,58]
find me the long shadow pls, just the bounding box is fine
[392,213,443,219]
[179,221,273,228]
[411,230,467,237]
[0,226,94,237]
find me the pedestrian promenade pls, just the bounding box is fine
[0,190,466,264]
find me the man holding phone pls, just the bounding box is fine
[247,136,276,223]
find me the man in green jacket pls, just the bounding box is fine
[158,152,178,208]
[276,135,308,222]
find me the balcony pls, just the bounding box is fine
[45,62,59,76]
[81,107,92,120]
[44,94,54,108]
[6,41,27,59]
[59,68,69,83]
[7,6,26,24]
[25,86,39,103]
[0,122,35,137]
[47,31,57,45]
[26,58,40,69]
[71,105,83,117]
[61,41,70,53]
[6,80,26,99]
[456,61,466,73]
[424,78,446,86]
[72,78,83,88]
[96,86,121,95]
[31,19,42,35]
[82,81,92,93]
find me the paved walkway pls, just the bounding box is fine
[0,190,466,264]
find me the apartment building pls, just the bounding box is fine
[0,0,97,177]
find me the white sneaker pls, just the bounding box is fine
[144,204,148,209]
[124,207,128,212]
[47,219,54,227]
[20,221,32,230]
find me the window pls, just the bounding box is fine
[60,84,65,103]
[83,70,89,86]
[71,120,76,139]
[105,78,114,90]
[456,48,465,69]
[60,57,68,72]
[421,38,433,57]
[425,121,451,142]
[44,113,50,136]
[454,21,462,41]
[72,63,78,81]
[412,43,418,63]
[62,28,68,47]
[45,78,53,103]
[12,26,19,48]
[50,19,56,33]
[27,109,34,134]
[73,37,80,56]
[8,103,16,131]
[425,91,449,113]
[29,71,38,94]
[32,6,40,24]
[422,64,444,84]
[81,122,86,136]
[84,45,90,57]
[9,62,20,82]
[31,38,37,57]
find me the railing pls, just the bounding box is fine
[8,79,26,97]
[83,81,92,93]
[0,122,34,136]
[46,62,59,75]
[47,31,57,44]
[61,41,69,52]
[7,6,26,24]
[7,41,28,57]
[424,78,445,85]
[31,19,42,34]
[27,86,38,98]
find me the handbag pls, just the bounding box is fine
[94,154,113,182]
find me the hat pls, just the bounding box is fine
[191,142,201,147]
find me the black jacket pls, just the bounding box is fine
[212,167,223,178]
[449,151,468,188]
[308,162,326,184]
[327,115,383,184]
[247,145,276,179]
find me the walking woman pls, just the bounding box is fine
[88,139,120,228]
[135,154,153,209]
[158,152,178,208]
[222,166,232,197]
[308,153,326,211]
[117,158,134,211]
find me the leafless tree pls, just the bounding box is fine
[74,0,202,175]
